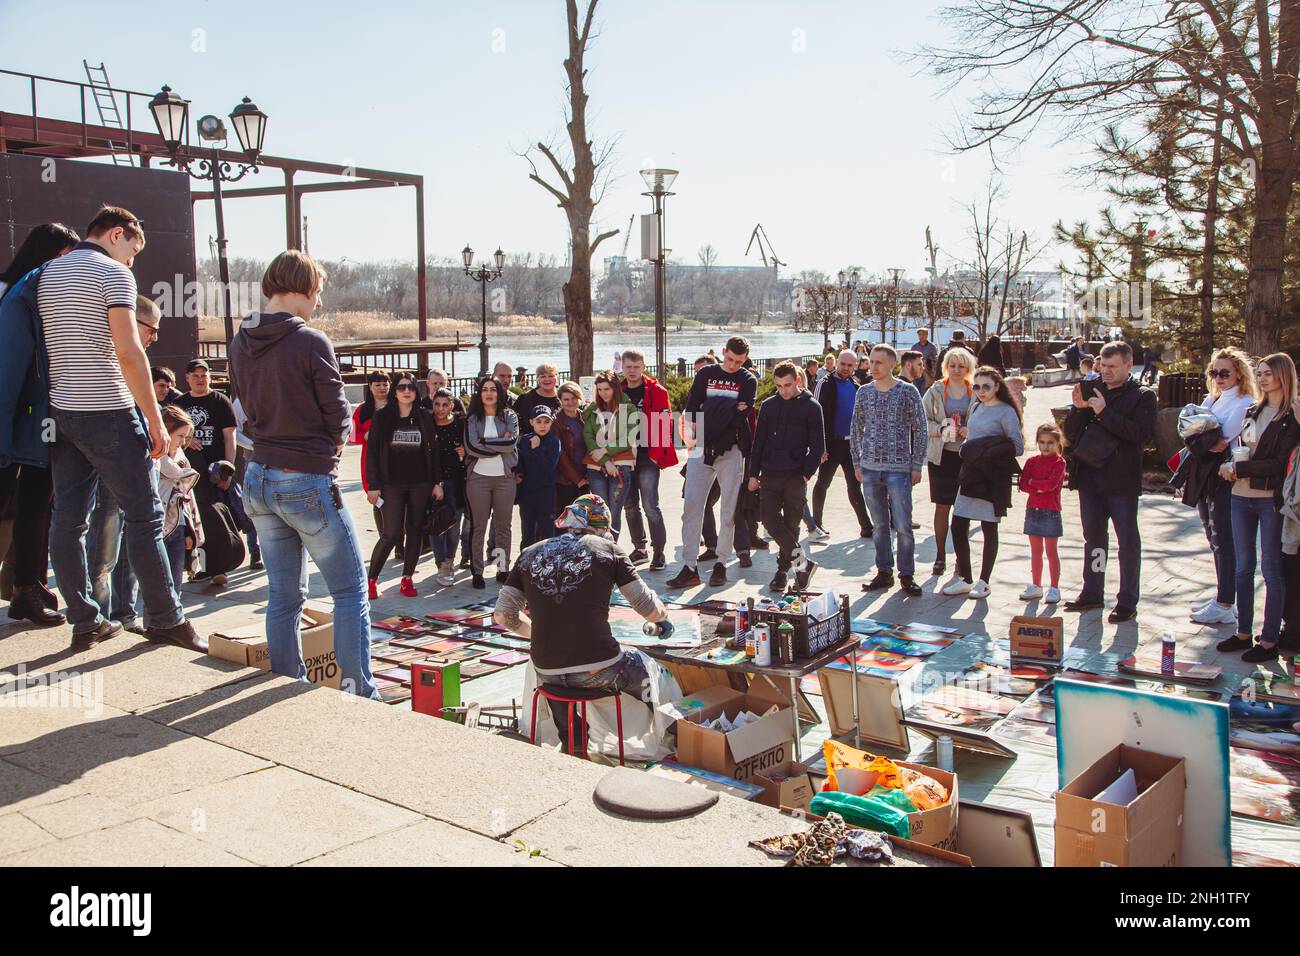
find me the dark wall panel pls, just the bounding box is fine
[0,153,197,372]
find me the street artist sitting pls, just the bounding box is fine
[493,493,668,755]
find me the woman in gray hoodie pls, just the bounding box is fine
[464,377,519,588]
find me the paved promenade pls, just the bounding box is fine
[0,381,1288,865]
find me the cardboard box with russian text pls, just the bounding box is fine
[671,683,794,782]
[208,609,338,689]
[1054,743,1185,867]
[1010,615,1064,662]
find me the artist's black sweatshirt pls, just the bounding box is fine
[747,389,826,480]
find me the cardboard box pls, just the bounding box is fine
[822,742,959,849]
[1055,743,1186,867]
[207,609,337,688]
[671,683,794,782]
[1010,615,1064,662]
[753,760,814,811]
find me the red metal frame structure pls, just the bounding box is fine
[0,67,447,367]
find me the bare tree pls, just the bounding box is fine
[794,283,841,354]
[523,0,620,377]
[917,0,1300,355]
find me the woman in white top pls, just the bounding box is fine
[464,377,520,589]
[1191,348,1258,625]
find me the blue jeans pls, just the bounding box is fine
[1076,479,1141,608]
[86,477,143,626]
[541,651,651,756]
[859,469,915,576]
[432,481,463,565]
[587,466,633,538]
[1231,494,1285,645]
[1197,480,1235,606]
[623,462,667,552]
[242,462,378,699]
[49,408,183,634]
[164,527,187,594]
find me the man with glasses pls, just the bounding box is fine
[40,206,202,650]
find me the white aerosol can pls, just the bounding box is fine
[754,624,772,666]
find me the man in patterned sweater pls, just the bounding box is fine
[850,344,928,597]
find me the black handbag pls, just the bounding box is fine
[426,501,459,537]
[1073,420,1119,469]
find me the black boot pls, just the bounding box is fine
[7,585,65,627]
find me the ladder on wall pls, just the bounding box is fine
[82,60,133,166]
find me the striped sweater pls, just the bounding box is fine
[849,379,927,473]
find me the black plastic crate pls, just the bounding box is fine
[749,592,850,662]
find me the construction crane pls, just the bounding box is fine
[745,223,786,277]
[745,223,786,323]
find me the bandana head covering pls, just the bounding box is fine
[556,493,611,534]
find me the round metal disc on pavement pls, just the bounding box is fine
[592,766,718,820]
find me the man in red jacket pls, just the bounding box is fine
[617,349,678,570]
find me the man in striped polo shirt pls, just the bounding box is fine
[39,206,204,651]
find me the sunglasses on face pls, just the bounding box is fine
[974,383,995,392]
[395,383,417,391]
[1211,369,1234,379]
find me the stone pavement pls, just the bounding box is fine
[0,380,1277,866]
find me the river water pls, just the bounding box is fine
[427,327,897,377]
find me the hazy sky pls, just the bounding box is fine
[3,0,1103,278]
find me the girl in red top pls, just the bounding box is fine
[1018,422,1067,604]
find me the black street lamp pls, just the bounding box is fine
[463,244,505,377]
[151,86,267,345]
[640,168,677,375]
[837,268,860,347]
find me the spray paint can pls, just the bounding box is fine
[754,624,772,666]
[777,620,795,663]
[936,735,954,772]
[736,600,749,636]
[1161,630,1176,675]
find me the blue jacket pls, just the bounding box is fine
[0,266,50,468]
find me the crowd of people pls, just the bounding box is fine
[4,210,1300,709]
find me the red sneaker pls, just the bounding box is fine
[400,576,417,598]
[367,579,379,600]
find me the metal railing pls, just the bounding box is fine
[0,67,187,156]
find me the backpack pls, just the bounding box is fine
[193,500,246,577]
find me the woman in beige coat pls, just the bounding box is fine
[920,348,976,576]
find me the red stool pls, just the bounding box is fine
[530,684,625,766]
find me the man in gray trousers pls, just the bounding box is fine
[667,337,757,589]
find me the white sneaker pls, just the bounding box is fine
[1044,587,1061,604]
[812,526,831,542]
[969,580,991,600]
[1020,583,1044,600]
[1188,596,1217,613]
[940,576,972,596]
[1190,602,1236,626]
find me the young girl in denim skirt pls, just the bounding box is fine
[1019,423,1067,603]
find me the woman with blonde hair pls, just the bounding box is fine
[921,347,976,576]
[1216,353,1300,662]
[1191,346,1258,625]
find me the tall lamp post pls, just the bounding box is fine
[837,269,860,348]
[150,86,267,345]
[640,168,678,376]
[887,267,904,347]
[462,244,505,377]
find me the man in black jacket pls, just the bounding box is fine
[810,350,873,539]
[1062,342,1157,622]
[747,362,825,592]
